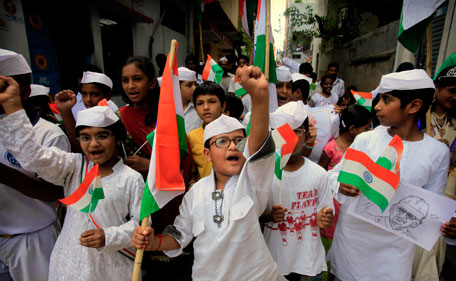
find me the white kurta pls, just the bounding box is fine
[0,110,144,281]
[327,126,449,281]
[264,158,332,276]
[311,92,339,107]
[164,135,286,281]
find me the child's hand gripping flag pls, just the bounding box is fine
[139,42,188,222]
[350,89,373,112]
[337,135,404,212]
[271,123,299,180]
[59,164,104,213]
[202,54,223,84]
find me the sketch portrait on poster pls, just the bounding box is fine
[347,182,456,251]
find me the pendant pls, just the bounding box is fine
[213,214,224,227]
[212,191,224,200]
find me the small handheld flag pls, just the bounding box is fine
[337,135,403,212]
[60,164,104,213]
[271,123,299,180]
[351,90,372,112]
[234,75,247,97]
[202,54,223,84]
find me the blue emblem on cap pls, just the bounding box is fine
[5,152,21,168]
[363,171,373,183]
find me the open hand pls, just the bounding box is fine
[80,228,105,248]
[317,207,334,229]
[340,183,361,197]
[55,90,77,112]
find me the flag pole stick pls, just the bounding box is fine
[279,179,282,206]
[199,22,205,63]
[425,23,433,77]
[264,0,271,81]
[132,39,178,281]
[132,140,148,157]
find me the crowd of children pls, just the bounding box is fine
[1,46,456,281]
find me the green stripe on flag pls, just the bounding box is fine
[212,64,223,84]
[275,152,283,180]
[357,97,366,105]
[376,157,393,170]
[338,171,389,212]
[140,179,160,221]
[397,12,434,53]
[177,115,188,159]
[254,34,277,83]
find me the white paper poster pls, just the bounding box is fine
[307,105,340,163]
[347,183,456,251]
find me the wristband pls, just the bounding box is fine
[153,234,162,251]
[305,143,315,150]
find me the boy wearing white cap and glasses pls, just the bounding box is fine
[0,75,144,280]
[132,66,286,280]
[327,69,456,280]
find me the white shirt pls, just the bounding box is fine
[241,94,252,117]
[0,110,144,281]
[220,73,235,94]
[331,77,345,98]
[71,92,119,120]
[311,91,339,107]
[164,135,286,281]
[327,126,449,281]
[264,158,332,276]
[183,102,202,134]
[0,116,70,234]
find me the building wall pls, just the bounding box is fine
[219,0,239,31]
[0,0,30,64]
[317,20,399,91]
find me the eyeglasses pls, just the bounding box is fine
[210,136,244,148]
[77,132,113,144]
[293,128,306,136]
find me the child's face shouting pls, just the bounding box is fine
[276,81,292,106]
[195,94,225,126]
[78,127,117,165]
[204,129,246,177]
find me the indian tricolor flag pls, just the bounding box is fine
[253,0,278,112]
[139,44,188,221]
[351,90,372,112]
[97,99,109,106]
[234,75,247,97]
[271,123,298,180]
[60,164,104,213]
[398,0,445,53]
[202,54,223,84]
[337,136,403,212]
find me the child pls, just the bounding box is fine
[276,66,293,107]
[327,69,455,280]
[327,62,345,98]
[262,101,334,281]
[57,71,115,152]
[290,74,310,104]
[0,77,144,280]
[188,81,227,181]
[318,104,371,171]
[309,75,338,107]
[224,94,244,120]
[178,67,201,133]
[333,89,356,114]
[132,65,286,281]
[0,49,70,281]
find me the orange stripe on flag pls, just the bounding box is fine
[351,90,372,99]
[97,99,109,106]
[344,148,400,189]
[390,135,403,175]
[60,165,99,205]
[277,124,298,156]
[155,45,185,191]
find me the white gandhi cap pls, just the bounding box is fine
[30,84,50,97]
[178,67,197,82]
[378,69,435,94]
[291,73,312,85]
[203,114,245,144]
[81,71,113,89]
[76,106,119,128]
[270,101,308,129]
[0,48,32,76]
[276,66,292,82]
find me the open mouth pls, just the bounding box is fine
[90,150,104,158]
[127,92,140,99]
[227,155,239,162]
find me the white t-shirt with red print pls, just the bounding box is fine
[263,157,333,276]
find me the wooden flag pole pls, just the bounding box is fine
[426,23,433,77]
[264,0,271,81]
[199,22,205,63]
[132,39,178,281]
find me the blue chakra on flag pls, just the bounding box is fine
[88,184,94,194]
[5,151,21,168]
[363,171,373,183]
